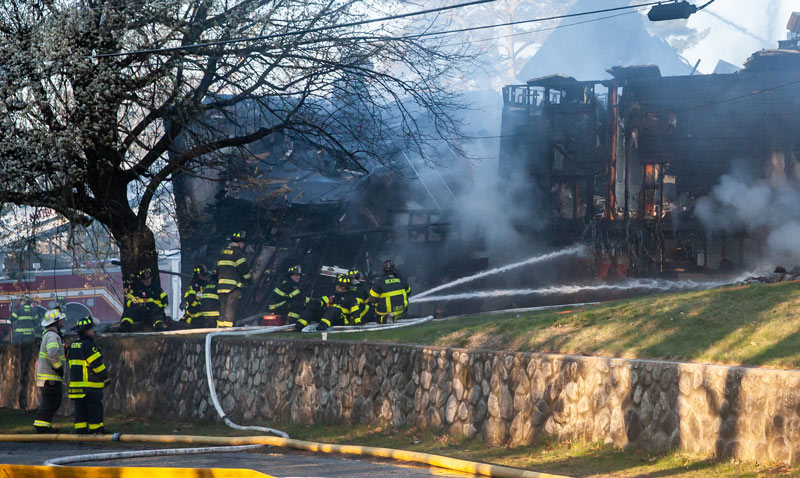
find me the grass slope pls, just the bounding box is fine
[299,281,800,369]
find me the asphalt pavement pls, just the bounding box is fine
[0,441,477,477]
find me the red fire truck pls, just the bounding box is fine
[0,265,178,342]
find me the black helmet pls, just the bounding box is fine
[193,264,209,276]
[347,269,361,279]
[138,268,152,279]
[382,260,396,274]
[287,265,303,276]
[335,274,352,287]
[229,231,247,242]
[21,294,30,303]
[75,316,97,332]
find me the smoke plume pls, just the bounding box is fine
[695,168,800,264]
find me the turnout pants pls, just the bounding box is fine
[34,381,62,432]
[119,306,167,332]
[321,308,352,328]
[376,310,405,324]
[185,313,212,329]
[11,329,36,344]
[73,390,104,434]
[218,289,241,327]
[293,300,324,329]
[298,300,329,328]
[358,304,375,324]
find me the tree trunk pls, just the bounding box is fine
[113,225,161,289]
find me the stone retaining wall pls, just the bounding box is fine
[3,337,800,464]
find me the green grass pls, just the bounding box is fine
[273,281,800,369]
[2,408,799,477]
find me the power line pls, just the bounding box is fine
[95,0,663,58]
[699,9,770,44]
[696,0,717,10]
[673,77,800,114]
[433,10,642,50]
[174,9,645,64]
[94,0,497,58]
[397,1,662,42]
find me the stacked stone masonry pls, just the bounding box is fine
[2,337,800,464]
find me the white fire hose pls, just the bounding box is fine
[43,444,268,466]
[205,325,294,438]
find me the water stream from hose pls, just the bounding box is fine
[410,278,728,303]
[414,245,588,299]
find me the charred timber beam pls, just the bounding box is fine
[604,86,619,219]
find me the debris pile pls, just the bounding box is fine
[735,266,800,286]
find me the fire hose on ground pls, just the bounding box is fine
[0,433,572,478]
[42,444,269,466]
[0,315,574,478]
[204,325,293,438]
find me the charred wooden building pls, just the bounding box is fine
[500,43,800,277]
[171,112,486,319]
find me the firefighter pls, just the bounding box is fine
[269,265,308,331]
[68,316,110,434]
[10,295,39,343]
[181,264,209,328]
[348,269,374,324]
[316,275,359,331]
[198,269,222,327]
[296,293,331,332]
[369,260,411,323]
[216,231,252,326]
[118,268,169,332]
[33,308,66,433]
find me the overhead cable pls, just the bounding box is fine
[94,0,663,58]
[93,0,498,58]
[397,1,662,42]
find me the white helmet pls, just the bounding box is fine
[41,308,66,327]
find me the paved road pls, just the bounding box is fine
[0,442,476,477]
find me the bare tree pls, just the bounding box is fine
[0,0,472,283]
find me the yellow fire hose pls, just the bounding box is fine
[0,433,572,478]
[0,464,273,478]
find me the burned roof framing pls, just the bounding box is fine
[500,47,800,277]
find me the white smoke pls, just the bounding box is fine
[695,169,800,264]
[448,152,545,259]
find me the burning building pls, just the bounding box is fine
[171,106,488,319]
[500,16,800,277]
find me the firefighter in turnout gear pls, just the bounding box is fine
[118,269,169,332]
[269,265,308,331]
[348,269,374,324]
[34,308,66,433]
[216,231,251,327]
[199,269,222,327]
[181,264,210,328]
[369,260,411,323]
[68,316,110,434]
[10,295,39,343]
[316,275,359,331]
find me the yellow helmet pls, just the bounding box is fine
[75,316,98,332]
[41,308,66,327]
[335,275,352,287]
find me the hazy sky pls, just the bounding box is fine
[684,0,796,73]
